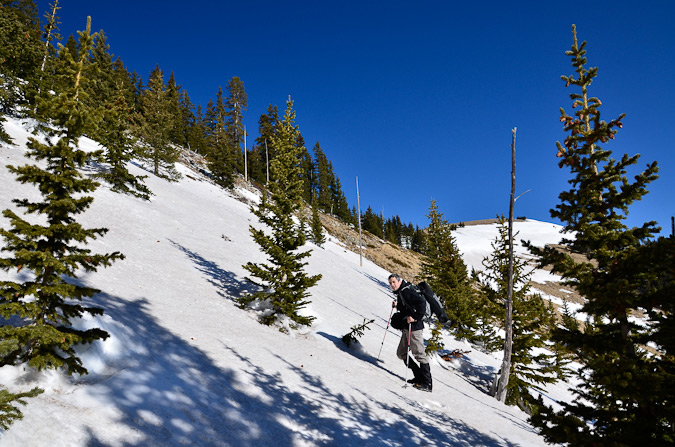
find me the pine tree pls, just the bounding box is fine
[479,218,567,411]
[252,104,280,185]
[310,201,326,246]
[0,17,124,375]
[330,176,352,224]
[240,97,322,327]
[225,76,247,173]
[421,199,476,339]
[165,71,184,145]
[86,30,116,110]
[0,0,43,117]
[526,26,671,446]
[425,321,445,355]
[298,144,314,204]
[207,86,235,188]
[342,318,374,347]
[313,142,333,211]
[95,83,152,199]
[136,64,180,180]
[0,384,43,430]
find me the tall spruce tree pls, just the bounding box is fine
[165,71,184,145]
[240,97,322,327]
[207,86,235,188]
[526,26,671,446]
[0,0,42,128]
[310,200,326,247]
[479,218,568,412]
[225,76,247,173]
[0,17,124,375]
[136,64,180,180]
[421,199,476,339]
[330,176,352,224]
[252,104,280,185]
[95,84,152,199]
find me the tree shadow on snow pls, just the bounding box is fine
[353,268,391,290]
[168,239,258,301]
[11,285,533,447]
[315,331,402,381]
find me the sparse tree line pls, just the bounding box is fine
[0,0,420,246]
[410,25,674,447]
[1,2,673,446]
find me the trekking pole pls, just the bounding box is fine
[376,305,395,361]
[403,321,412,387]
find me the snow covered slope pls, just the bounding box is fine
[0,116,569,447]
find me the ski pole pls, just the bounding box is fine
[376,305,395,361]
[403,321,412,387]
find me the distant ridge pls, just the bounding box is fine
[452,217,527,227]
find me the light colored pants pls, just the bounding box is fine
[396,328,428,365]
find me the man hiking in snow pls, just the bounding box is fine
[388,273,432,391]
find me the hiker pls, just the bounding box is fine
[388,273,432,391]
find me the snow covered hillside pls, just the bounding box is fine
[1,116,570,447]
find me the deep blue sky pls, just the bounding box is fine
[38,0,674,235]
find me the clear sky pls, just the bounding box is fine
[37,0,674,235]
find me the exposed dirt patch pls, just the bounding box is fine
[318,213,423,282]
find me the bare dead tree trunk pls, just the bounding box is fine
[495,127,517,403]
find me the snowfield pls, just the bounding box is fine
[1,116,570,447]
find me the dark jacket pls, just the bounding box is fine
[394,280,426,331]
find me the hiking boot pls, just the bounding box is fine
[415,363,432,392]
[404,357,422,385]
[413,382,432,392]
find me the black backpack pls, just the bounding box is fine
[415,281,449,324]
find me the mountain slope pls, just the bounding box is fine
[0,116,568,447]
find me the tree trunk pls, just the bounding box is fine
[495,127,517,403]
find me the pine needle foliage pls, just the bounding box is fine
[479,218,568,412]
[309,202,325,247]
[95,84,152,199]
[0,385,43,431]
[240,97,322,327]
[342,318,375,347]
[136,64,180,180]
[425,321,445,355]
[420,199,477,339]
[0,17,124,375]
[526,26,672,446]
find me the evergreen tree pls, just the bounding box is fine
[362,205,383,238]
[31,0,61,111]
[421,199,476,339]
[0,383,43,430]
[313,142,333,211]
[96,83,152,199]
[207,86,235,188]
[86,30,116,110]
[410,225,426,253]
[136,64,180,180]
[0,17,124,375]
[178,90,198,151]
[526,26,671,446]
[330,176,352,224]
[298,144,314,204]
[479,218,568,412]
[190,102,209,155]
[425,321,445,355]
[0,0,42,116]
[165,71,184,145]
[225,76,247,173]
[252,104,279,185]
[240,97,322,327]
[310,201,326,246]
